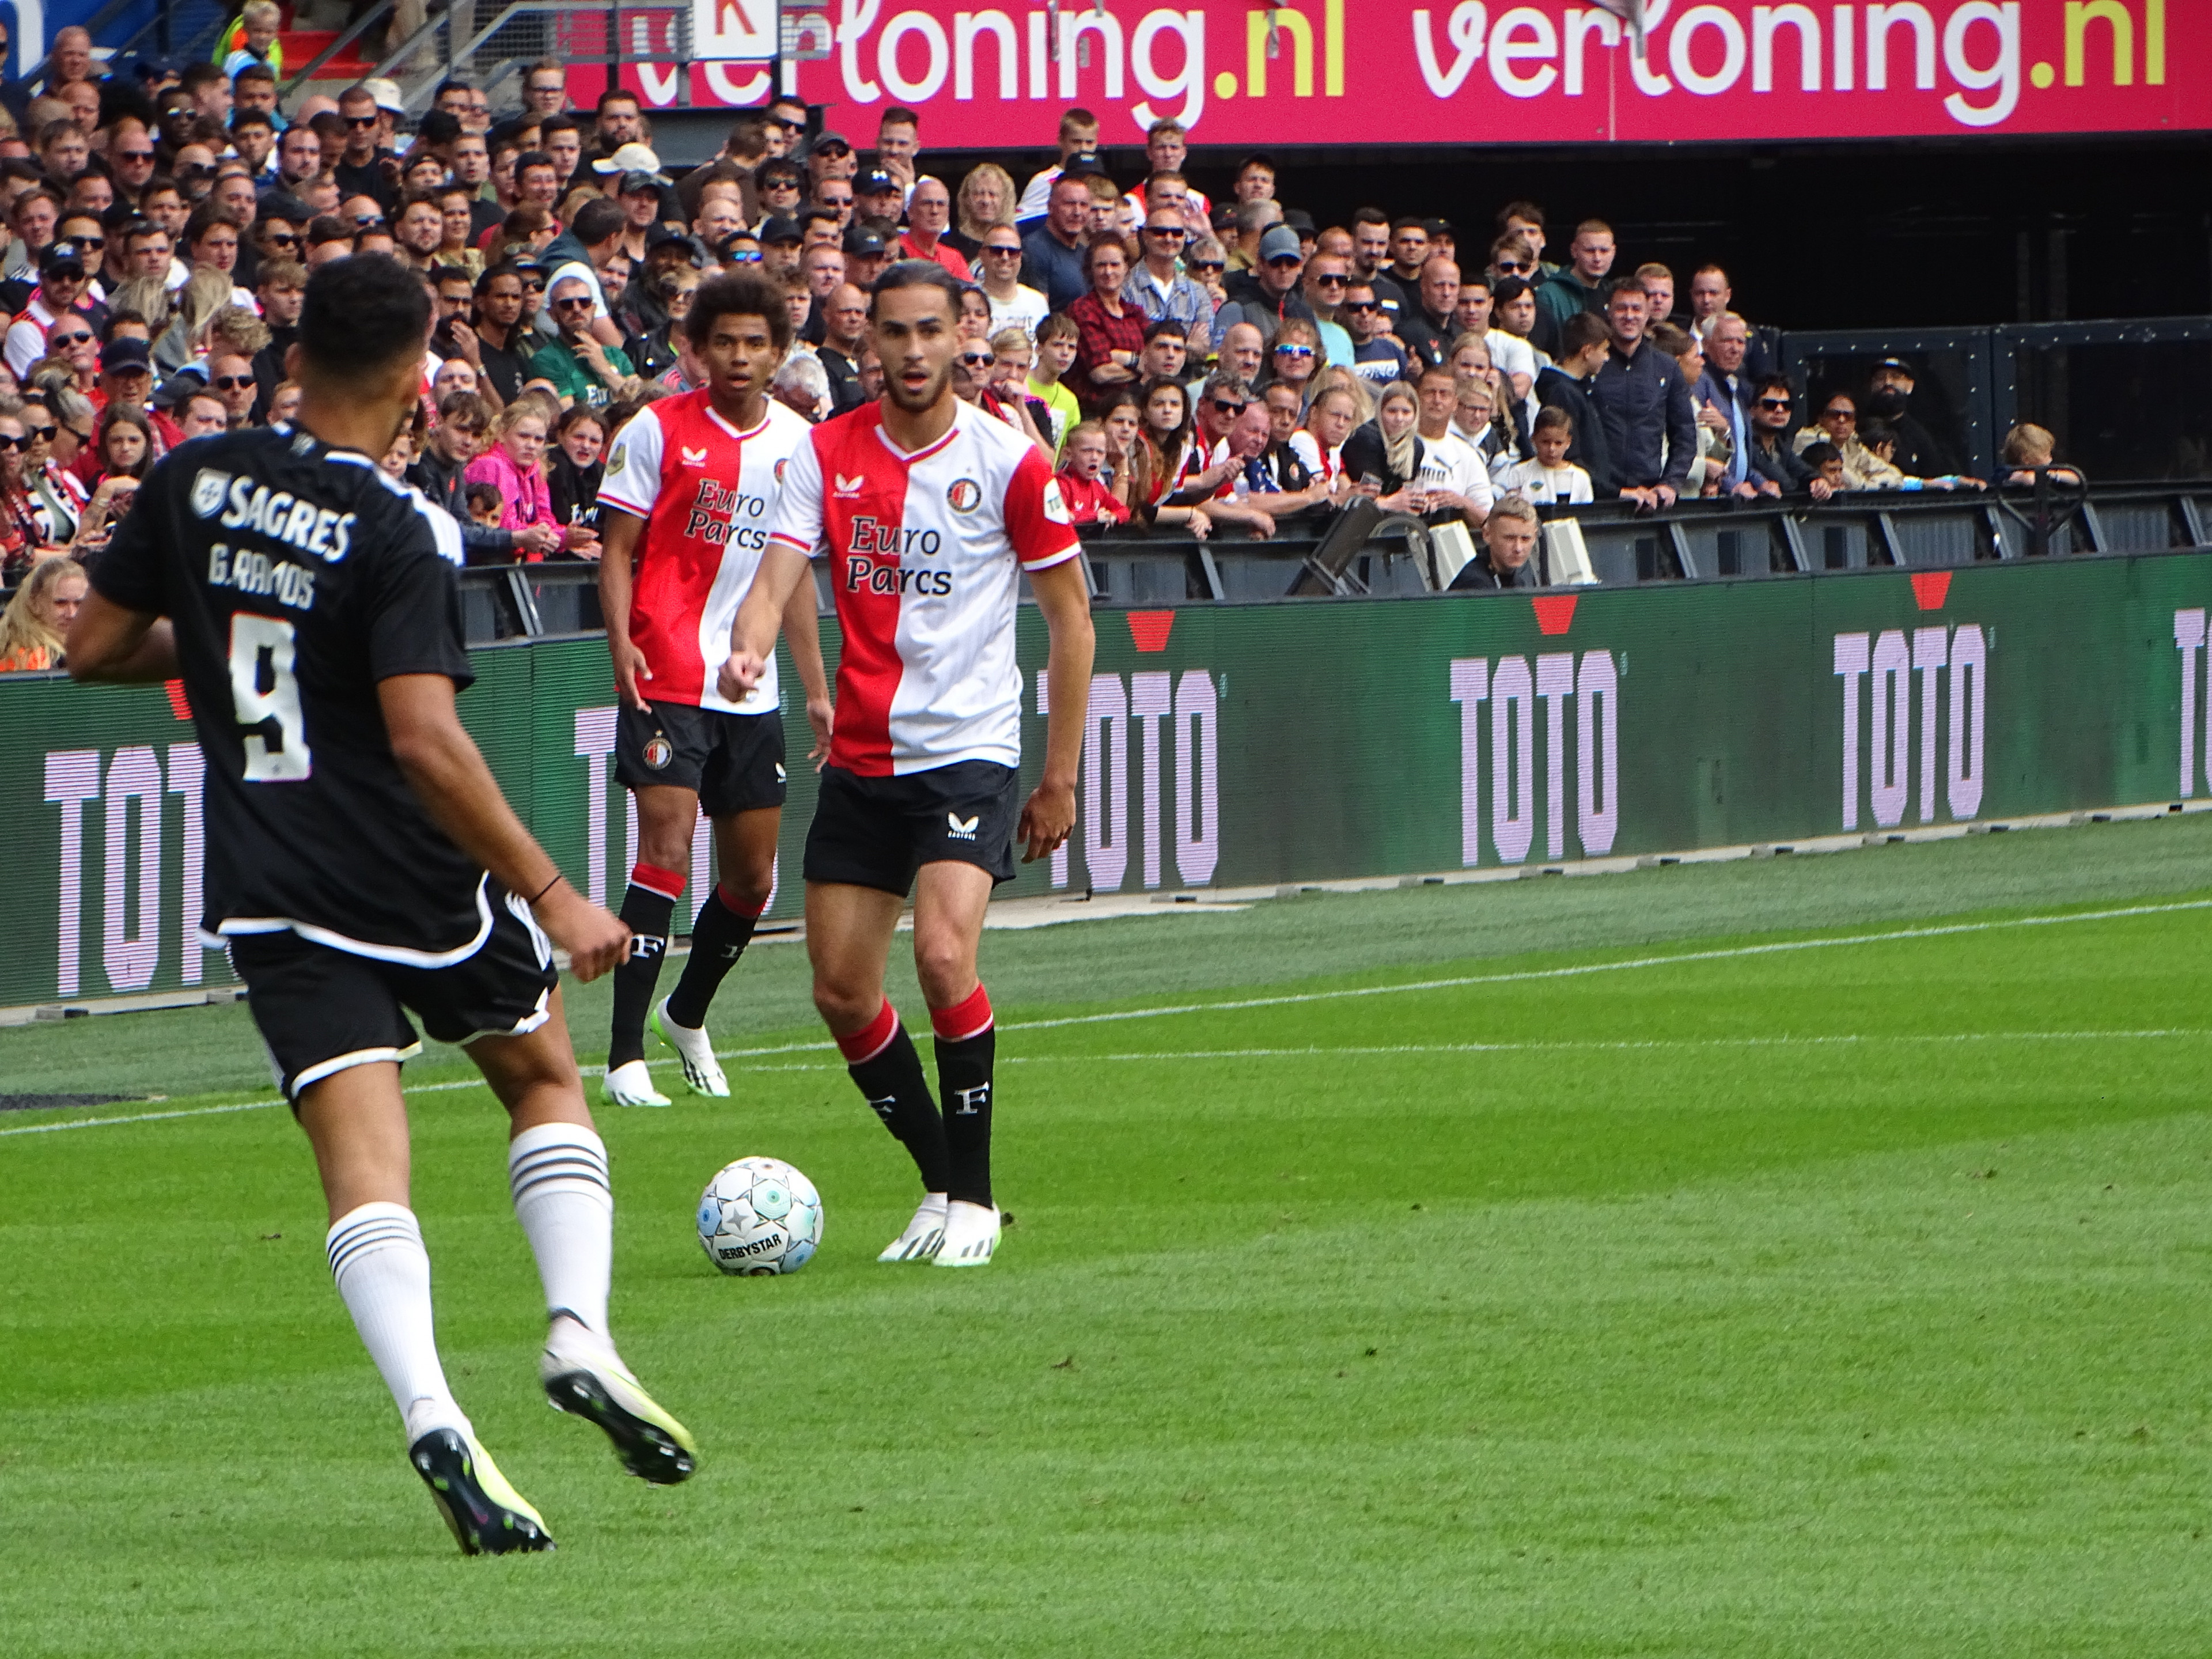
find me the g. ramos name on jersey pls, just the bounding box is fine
[191,465,360,563]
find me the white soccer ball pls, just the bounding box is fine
[696,1156,823,1277]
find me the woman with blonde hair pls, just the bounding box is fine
[0,552,85,671]
[949,162,1017,263]
[1338,380,1425,499]
[154,266,233,374]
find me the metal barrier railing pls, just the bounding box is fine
[452,480,2212,643]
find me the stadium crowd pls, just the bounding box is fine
[0,32,2061,671]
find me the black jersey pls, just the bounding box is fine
[89,426,495,964]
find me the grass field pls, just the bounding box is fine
[7,817,2212,1655]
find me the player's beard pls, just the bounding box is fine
[884,357,952,414]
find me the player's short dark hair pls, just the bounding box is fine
[685,269,793,354]
[299,255,431,381]
[868,259,961,321]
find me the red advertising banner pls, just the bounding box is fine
[586,0,2202,146]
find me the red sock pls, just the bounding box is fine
[836,998,901,1065]
[930,983,994,1043]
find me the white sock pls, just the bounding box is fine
[325,1202,468,1444]
[507,1122,614,1351]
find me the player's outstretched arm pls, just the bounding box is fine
[778,566,834,763]
[716,540,813,706]
[1017,557,1094,863]
[378,672,632,981]
[65,592,179,684]
[597,509,653,711]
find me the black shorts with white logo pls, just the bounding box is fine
[804,761,1023,896]
[230,881,559,1103]
[615,700,787,819]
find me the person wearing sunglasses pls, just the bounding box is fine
[332,87,399,219]
[1741,373,1834,501]
[1214,225,1314,354]
[972,229,1046,338]
[6,240,94,380]
[1340,279,1407,390]
[1123,209,1215,354]
[526,273,637,409]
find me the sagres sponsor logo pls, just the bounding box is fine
[1834,621,1988,830]
[833,471,866,498]
[191,468,230,518]
[946,476,982,513]
[1051,666,1221,894]
[1449,646,1620,867]
[946,812,979,840]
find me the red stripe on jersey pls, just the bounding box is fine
[812,409,908,775]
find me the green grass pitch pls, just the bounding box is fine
[7,817,2212,1655]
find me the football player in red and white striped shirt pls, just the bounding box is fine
[722,263,1094,1268]
[594,271,832,1108]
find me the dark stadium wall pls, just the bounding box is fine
[10,550,2212,1009]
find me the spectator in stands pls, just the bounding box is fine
[818,282,869,413]
[1340,380,1423,498]
[1014,108,1100,225]
[1590,283,1694,507]
[530,273,635,407]
[1367,217,1427,325]
[1865,358,1959,478]
[547,404,605,555]
[974,226,1046,337]
[2001,422,2082,486]
[1535,219,1615,356]
[1409,363,1493,525]
[1744,377,1833,499]
[897,176,969,278]
[954,281,991,344]
[1025,311,1081,452]
[1450,376,1517,478]
[0,551,85,670]
[1395,257,1461,373]
[1185,237,1228,308]
[1069,236,1146,415]
[1496,200,1552,273]
[1343,279,1406,389]
[468,262,534,406]
[91,406,153,486]
[207,352,258,428]
[1138,376,1201,500]
[1801,442,1847,491]
[1696,313,1756,494]
[1263,319,1324,407]
[1021,174,1090,312]
[1124,205,1213,349]
[1498,404,1595,505]
[1648,322,1726,494]
[1054,420,1130,526]
[1687,264,1732,341]
[1486,275,1544,393]
[1536,311,1619,498]
[1449,494,1543,590]
[465,398,565,556]
[1791,392,1891,489]
[1302,251,1354,369]
[950,162,1017,264]
[1290,382,1359,491]
[1637,263,1679,325]
[411,390,544,562]
[6,240,93,378]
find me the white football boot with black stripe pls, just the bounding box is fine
[602,1058,670,1108]
[935,1200,1000,1267]
[877,1192,948,1262]
[652,998,729,1097]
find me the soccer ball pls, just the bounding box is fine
[696,1157,823,1276]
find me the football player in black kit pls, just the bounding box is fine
[67,256,696,1556]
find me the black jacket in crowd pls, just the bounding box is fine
[1535,364,1617,497]
[1590,339,1696,492]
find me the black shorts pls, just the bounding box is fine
[615,700,786,819]
[804,761,1023,896]
[230,882,560,1103]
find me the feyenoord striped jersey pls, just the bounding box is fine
[596,391,812,715]
[768,402,1081,776]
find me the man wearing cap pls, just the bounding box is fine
[854,168,904,234]
[756,215,804,283]
[1021,174,1092,313]
[804,131,857,192]
[593,142,681,227]
[1124,203,1213,351]
[613,171,666,263]
[1213,225,1313,350]
[841,225,891,291]
[536,196,631,351]
[896,175,971,280]
[97,336,156,427]
[7,241,94,378]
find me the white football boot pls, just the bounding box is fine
[602,1059,671,1108]
[877,1192,948,1262]
[934,1199,1000,1268]
[651,999,730,1097]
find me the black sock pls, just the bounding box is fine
[665,885,760,1030]
[935,1028,995,1207]
[842,1009,949,1193]
[606,866,679,1069]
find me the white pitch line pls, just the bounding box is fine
[999,1029,2212,1063]
[10,896,2209,1139]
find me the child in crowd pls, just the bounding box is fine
[1495,406,1593,505]
[1054,420,1130,525]
[378,428,415,482]
[465,482,503,528]
[1028,312,1082,457]
[1802,441,1848,492]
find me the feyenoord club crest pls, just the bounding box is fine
[945,478,982,514]
[191,468,231,518]
[774,457,789,484]
[643,734,673,769]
